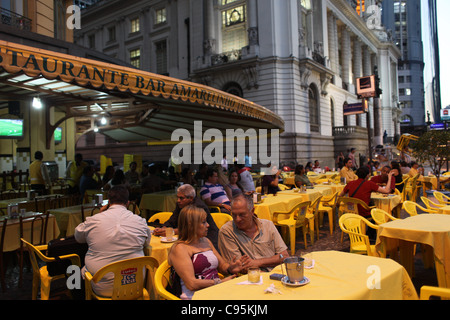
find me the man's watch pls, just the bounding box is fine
[279,253,285,261]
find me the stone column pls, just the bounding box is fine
[341,26,351,88]
[363,46,372,76]
[204,0,216,56]
[327,13,338,74]
[353,38,362,79]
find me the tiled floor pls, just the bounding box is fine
[0,208,438,300]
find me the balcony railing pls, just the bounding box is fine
[0,7,31,31]
[211,49,242,66]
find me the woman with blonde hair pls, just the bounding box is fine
[168,205,246,300]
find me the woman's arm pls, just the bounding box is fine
[377,172,394,194]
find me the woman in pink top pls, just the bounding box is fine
[168,205,246,299]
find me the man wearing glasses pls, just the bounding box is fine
[152,184,219,249]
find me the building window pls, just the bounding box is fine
[155,40,168,75]
[405,88,411,96]
[155,8,167,25]
[130,48,141,68]
[130,17,140,33]
[398,76,404,83]
[88,34,95,49]
[108,26,116,42]
[220,0,248,52]
[309,85,319,132]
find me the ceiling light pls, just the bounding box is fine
[32,97,42,109]
[94,127,99,133]
[101,117,107,125]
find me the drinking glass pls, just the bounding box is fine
[248,267,260,283]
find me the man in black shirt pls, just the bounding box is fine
[152,184,219,249]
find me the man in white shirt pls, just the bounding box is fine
[235,164,255,193]
[74,185,151,297]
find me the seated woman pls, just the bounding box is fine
[168,205,245,300]
[294,165,312,187]
[224,169,244,199]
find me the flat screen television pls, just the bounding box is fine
[0,119,24,139]
[54,127,62,143]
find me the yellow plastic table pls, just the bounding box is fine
[370,193,402,215]
[375,214,450,288]
[439,205,450,215]
[0,213,60,252]
[139,190,178,213]
[254,191,322,221]
[192,251,418,300]
[145,227,175,265]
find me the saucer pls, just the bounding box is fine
[160,236,178,243]
[281,276,310,287]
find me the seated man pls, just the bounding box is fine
[79,165,102,200]
[200,168,231,213]
[218,194,289,272]
[339,157,358,182]
[408,162,422,178]
[370,166,396,193]
[153,184,219,249]
[339,167,394,217]
[74,185,151,297]
[235,163,256,194]
[261,165,281,195]
[312,160,321,173]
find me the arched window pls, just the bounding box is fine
[222,82,243,97]
[309,84,319,132]
[400,114,413,126]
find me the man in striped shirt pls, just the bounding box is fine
[200,168,231,213]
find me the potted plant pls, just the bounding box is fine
[410,130,450,193]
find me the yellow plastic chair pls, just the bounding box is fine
[405,174,420,201]
[20,238,81,300]
[148,212,173,225]
[154,260,180,300]
[338,214,379,256]
[433,191,450,205]
[318,191,339,235]
[211,213,233,229]
[208,206,223,213]
[307,195,323,244]
[85,256,159,300]
[370,208,398,225]
[272,201,311,255]
[420,285,450,300]
[337,197,376,243]
[402,201,438,216]
[278,183,290,191]
[420,196,445,211]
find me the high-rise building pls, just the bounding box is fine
[382,0,426,130]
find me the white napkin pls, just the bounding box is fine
[236,276,263,285]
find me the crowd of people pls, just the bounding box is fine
[31,149,449,300]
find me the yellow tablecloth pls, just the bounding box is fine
[375,214,450,288]
[145,227,175,264]
[370,193,402,214]
[0,213,60,252]
[48,204,95,237]
[140,190,178,213]
[192,251,417,300]
[439,205,450,214]
[283,172,339,186]
[254,190,322,221]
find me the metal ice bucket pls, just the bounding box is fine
[281,256,304,283]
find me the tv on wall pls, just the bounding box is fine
[54,127,62,143]
[0,119,24,138]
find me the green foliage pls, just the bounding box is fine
[411,130,450,179]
